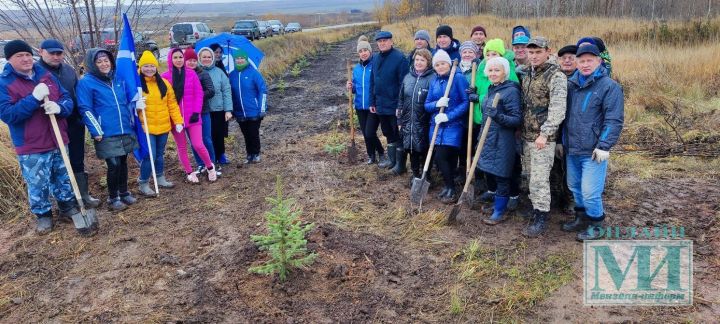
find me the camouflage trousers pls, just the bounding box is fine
[521,141,556,212]
[17,149,75,215]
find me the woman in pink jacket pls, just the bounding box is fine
[162,48,217,183]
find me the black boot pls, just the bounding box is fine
[35,211,53,235]
[76,172,101,208]
[391,146,407,175]
[440,186,457,204]
[378,142,397,169]
[366,154,377,165]
[562,207,588,232]
[522,210,549,238]
[57,199,80,223]
[577,215,606,241]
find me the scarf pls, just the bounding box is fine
[459,60,473,73]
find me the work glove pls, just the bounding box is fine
[468,93,479,103]
[175,124,184,133]
[32,83,50,101]
[591,148,610,163]
[464,87,476,94]
[436,97,449,108]
[434,113,449,124]
[42,100,61,115]
[555,144,564,158]
[135,96,147,110]
[189,113,200,123]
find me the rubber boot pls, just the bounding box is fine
[378,142,396,169]
[120,192,137,205]
[562,207,588,232]
[138,181,156,197]
[391,147,407,175]
[35,211,53,235]
[440,187,457,204]
[483,196,509,225]
[577,215,606,241]
[107,197,128,211]
[76,172,100,208]
[522,210,549,238]
[157,175,175,188]
[58,199,80,222]
[506,196,520,211]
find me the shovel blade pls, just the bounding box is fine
[464,186,475,208]
[446,192,466,224]
[71,209,98,237]
[410,177,430,206]
[347,142,358,164]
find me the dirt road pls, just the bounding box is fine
[0,36,718,322]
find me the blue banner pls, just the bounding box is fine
[116,13,148,161]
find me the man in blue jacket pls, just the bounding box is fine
[369,31,409,170]
[561,44,624,241]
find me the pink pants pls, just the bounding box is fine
[172,125,213,174]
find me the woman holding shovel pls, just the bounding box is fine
[135,51,184,196]
[77,48,139,211]
[424,49,469,204]
[477,57,523,225]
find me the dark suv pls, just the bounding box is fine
[70,28,159,59]
[232,20,261,41]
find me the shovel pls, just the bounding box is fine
[45,97,98,235]
[346,59,358,163]
[410,60,458,209]
[465,62,478,205]
[446,93,500,224]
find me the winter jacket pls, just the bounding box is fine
[0,63,73,155]
[477,80,523,178]
[436,39,461,63]
[138,75,183,135]
[370,47,409,115]
[77,49,134,138]
[519,58,567,142]
[229,65,267,121]
[161,62,204,129]
[473,51,519,125]
[194,67,215,114]
[424,71,469,147]
[203,65,232,112]
[38,59,79,121]
[351,58,372,110]
[399,68,435,152]
[564,66,624,156]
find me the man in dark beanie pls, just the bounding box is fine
[38,39,100,208]
[0,40,91,236]
[369,31,409,170]
[470,25,487,59]
[435,25,460,62]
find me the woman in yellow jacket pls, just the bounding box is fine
[136,51,184,196]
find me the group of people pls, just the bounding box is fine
[0,38,267,236]
[348,25,623,241]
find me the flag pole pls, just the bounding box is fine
[140,100,159,195]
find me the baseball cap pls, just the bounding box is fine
[511,35,530,45]
[576,44,600,57]
[527,36,549,49]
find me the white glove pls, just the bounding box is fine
[436,97,449,108]
[42,100,61,115]
[32,83,50,101]
[434,113,449,124]
[592,148,610,163]
[175,124,184,133]
[136,96,147,110]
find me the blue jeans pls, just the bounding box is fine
[566,154,608,219]
[17,148,75,215]
[192,112,215,167]
[139,133,169,182]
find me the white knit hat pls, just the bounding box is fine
[432,49,451,67]
[484,56,511,81]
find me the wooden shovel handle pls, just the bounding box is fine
[421,60,458,175]
[467,62,477,170]
[461,93,501,193]
[45,97,86,213]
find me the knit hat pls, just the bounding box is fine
[436,25,453,39]
[511,25,531,39]
[483,38,506,57]
[414,30,431,43]
[577,36,607,53]
[357,35,372,52]
[558,45,578,57]
[459,41,479,55]
[3,39,33,59]
[432,49,451,67]
[471,25,487,37]
[183,47,198,62]
[232,48,249,71]
[138,50,159,68]
[484,56,511,81]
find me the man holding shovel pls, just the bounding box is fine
[0,40,91,236]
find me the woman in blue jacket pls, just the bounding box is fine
[346,35,383,164]
[229,49,267,164]
[476,57,523,225]
[424,49,469,204]
[77,48,139,211]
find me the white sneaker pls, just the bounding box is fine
[186,172,199,183]
[208,166,217,182]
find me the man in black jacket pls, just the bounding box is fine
[370,31,409,170]
[38,39,100,208]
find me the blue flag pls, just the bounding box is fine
[116,13,148,161]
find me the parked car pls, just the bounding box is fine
[0,40,41,73]
[285,22,302,33]
[267,20,284,36]
[69,29,159,59]
[257,21,272,38]
[232,20,261,41]
[170,22,215,48]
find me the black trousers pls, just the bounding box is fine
[106,155,128,199]
[408,149,427,175]
[210,111,227,160]
[485,155,521,196]
[238,119,262,156]
[357,110,383,157]
[434,145,458,188]
[487,173,511,197]
[67,117,86,173]
[366,113,399,144]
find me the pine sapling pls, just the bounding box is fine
[249,177,316,282]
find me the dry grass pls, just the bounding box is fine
[0,124,26,219]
